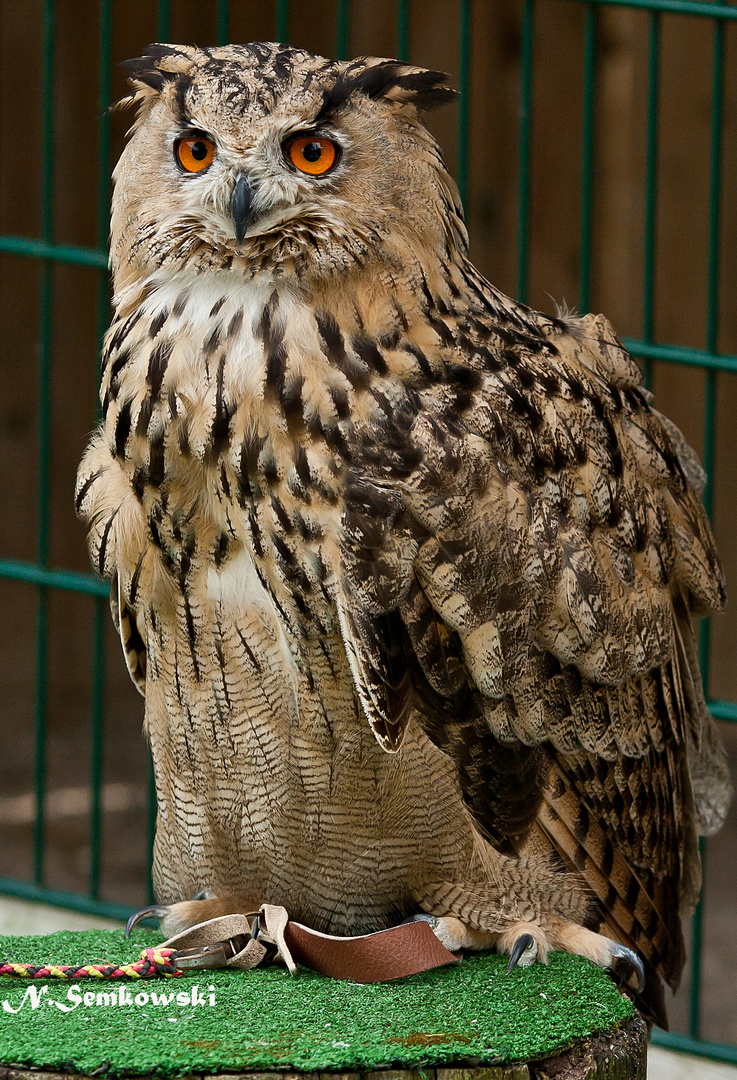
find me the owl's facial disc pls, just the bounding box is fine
[112,45,461,279]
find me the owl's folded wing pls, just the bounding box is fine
[338,308,728,813]
[337,310,730,1008]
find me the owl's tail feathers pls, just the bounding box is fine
[523,756,684,1029]
[673,601,733,837]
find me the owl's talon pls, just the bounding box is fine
[608,941,646,993]
[506,933,537,973]
[125,904,171,938]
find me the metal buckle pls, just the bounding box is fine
[173,934,250,970]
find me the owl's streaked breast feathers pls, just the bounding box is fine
[77,42,729,1024]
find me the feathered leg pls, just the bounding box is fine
[412,860,645,989]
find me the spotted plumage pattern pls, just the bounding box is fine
[77,42,730,1026]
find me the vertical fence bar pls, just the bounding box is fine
[335,0,350,60]
[95,0,112,372]
[396,0,410,61]
[217,0,230,45]
[89,598,106,899]
[88,0,113,902]
[276,0,289,41]
[517,0,535,304]
[689,13,725,1042]
[158,0,170,40]
[641,11,660,386]
[456,0,471,208]
[703,15,724,498]
[643,10,660,341]
[33,0,57,887]
[579,4,597,314]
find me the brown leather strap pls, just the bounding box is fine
[160,907,460,982]
[284,918,461,982]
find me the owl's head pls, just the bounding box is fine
[111,43,464,289]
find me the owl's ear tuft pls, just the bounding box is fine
[121,44,195,92]
[375,64,458,110]
[112,44,196,126]
[316,59,456,123]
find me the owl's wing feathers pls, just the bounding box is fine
[340,300,728,996]
[343,304,725,751]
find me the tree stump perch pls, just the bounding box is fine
[0,1013,648,1079]
[0,930,649,1079]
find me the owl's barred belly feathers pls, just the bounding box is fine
[77,267,506,928]
[77,40,729,1022]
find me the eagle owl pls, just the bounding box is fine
[77,42,730,1024]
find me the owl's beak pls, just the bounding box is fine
[230,175,255,245]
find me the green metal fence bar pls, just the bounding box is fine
[217,1,230,44]
[652,1029,737,1068]
[89,598,106,900]
[88,0,114,905]
[396,0,410,61]
[158,0,170,41]
[0,236,108,268]
[688,13,726,1041]
[517,0,535,303]
[217,0,230,45]
[335,0,350,60]
[95,6,112,365]
[642,11,659,349]
[455,0,471,207]
[565,0,737,19]
[0,559,109,597]
[276,0,290,42]
[578,4,597,314]
[32,0,57,890]
[708,700,737,723]
[699,13,725,527]
[0,877,135,925]
[621,338,737,375]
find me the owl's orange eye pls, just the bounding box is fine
[175,136,216,173]
[285,136,339,176]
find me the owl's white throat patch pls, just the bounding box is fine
[138,269,290,399]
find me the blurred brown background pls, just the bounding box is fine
[0,0,735,1043]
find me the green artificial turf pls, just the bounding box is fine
[0,928,633,1076]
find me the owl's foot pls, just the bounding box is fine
[414,914,644,990]
[537,918,645,991]
[125,891,255,938]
